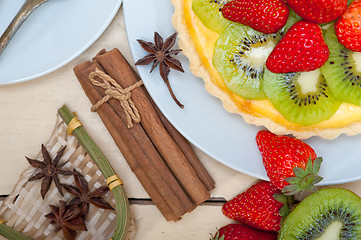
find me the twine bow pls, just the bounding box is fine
[89,68,143,128]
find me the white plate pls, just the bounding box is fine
[0,0,122,85]
[124,0,361,185]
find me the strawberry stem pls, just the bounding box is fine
[273,193,294,221]
[282,157,323,196]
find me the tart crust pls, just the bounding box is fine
[171,0,361,139]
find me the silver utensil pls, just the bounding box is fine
[0,0,49,56]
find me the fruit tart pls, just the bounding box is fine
[170,0,361,139]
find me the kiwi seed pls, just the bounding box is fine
[279,188,361,240]
[210,0,229,11]
[213,23,275,99]
[321,25,361,106]
[262,69,341,126]
[336,50,361,87]
[230,34,276,80]
[230,32,289,80]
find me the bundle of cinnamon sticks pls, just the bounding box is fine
[73,49,215,221]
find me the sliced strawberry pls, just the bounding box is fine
[221,0,289,34]
[335,0,361,52]
[287,0,347,24]
[266,20,330,73]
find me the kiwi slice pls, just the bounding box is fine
[321,25,361,106]
[192,0,232,33]
[262,69,341,126]
[213,12,301,100]
[279,188,361,239]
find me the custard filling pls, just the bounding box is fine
[183,0,361,130]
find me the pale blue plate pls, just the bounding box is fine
[0,0,122,85]
[124,0,361,185]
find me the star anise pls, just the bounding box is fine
[63,170,114,218]
[26,144,73,199]
[135,32,185,108]
[45,200,87,240]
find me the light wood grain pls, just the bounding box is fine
[1,5,361,240]
[0,5,257,199]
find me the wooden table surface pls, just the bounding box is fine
[1,6,361,240]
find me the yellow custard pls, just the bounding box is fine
[171,0,361,139]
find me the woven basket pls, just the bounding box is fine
[0,115,135,240]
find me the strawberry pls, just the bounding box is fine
[221,0,289,34]
[266,20,330,73]
[256,130,323,195]
[335,0,361,52]
[212,224,278,240]
[287,0,347,24]
[222,181,293,232]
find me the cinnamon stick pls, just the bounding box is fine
[85,60,196,213]
[105,95,196,212]
[74,48,215,221]
[152,103,215,191]
[106,95,194,210]
[131,66,215,191]
[74,61,183,221]
[130,57,215,191]
[94,49,210,205]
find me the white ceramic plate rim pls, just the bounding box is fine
[0,0,122,85]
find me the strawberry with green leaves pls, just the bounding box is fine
[335,0,361,52]
[256,130,323,195]
[266,20,330,73]
[222,181,293,232]
[287,0,347,24]
[221,0,289,34]
[211,224,277,240]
